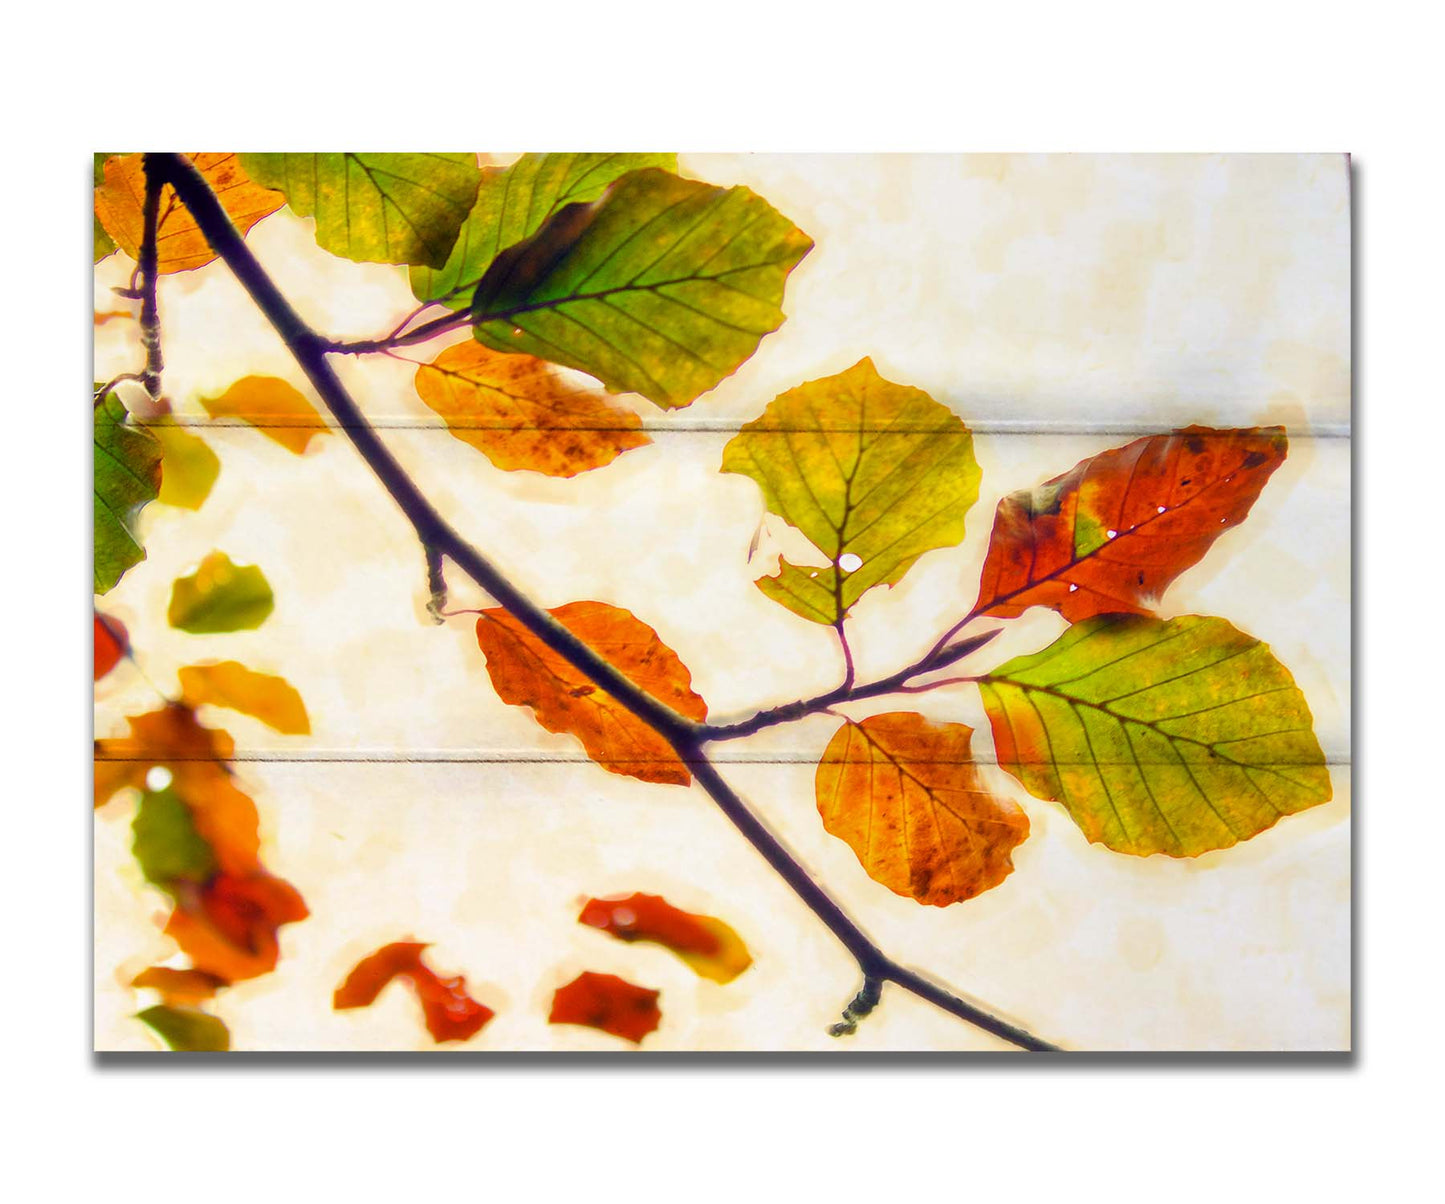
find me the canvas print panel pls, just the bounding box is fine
[94,153,1350,1052]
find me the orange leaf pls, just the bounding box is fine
[815,713,1030,906]
[93,153,284,274]
[414,342,650,478]
[165,871,309,982]
[549,971,661,1044]
[474,601,707,786]
[199,376,330,454]
[334,942,495,1043]
[973,426,1288,622]
[579,892,752,984]
[94,612,128,681]
[178,661,311,735]
[131,966,226,1005]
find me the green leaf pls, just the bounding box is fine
[132,787,216,887]
[720,358,981,625]
[94,389,162,594]
[167,551,275,633]
[979,614,1333,858]
[136,1005,230,1052]
[238,153,482,268]
[410,153,677,309]
[470,167,813,409]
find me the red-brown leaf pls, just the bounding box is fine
[95,613,128,681]
[334,942,495,1043]
[549,971,661,1044]
[973,426,1288,622]
[579,892,752,984]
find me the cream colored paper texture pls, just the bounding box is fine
[95,154,1350,1052]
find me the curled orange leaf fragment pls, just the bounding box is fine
[165,871,309,982]
[549,971,661,1045]
[414,342,650,478]
[334,942,495,1044]
[973,426,1288,622]
[178,661,310,735]
[474,601,707,786]
[579,892,752,984]
[94,153,284,273]
[815,713,1030,906]
[199,376,330,454]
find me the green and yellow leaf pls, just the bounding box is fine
[721,358,981,625]
[410,152,677,309]
[168,552,274,633]
[199,376,329,454]
[239,153,482,268]
[979,614,1332,858]
[815,713,1029,905]
[178,661,310,735]
[136,1004,230,1052]
[414,342,649,477]
[470,167,813,409]
[94,389,162,594]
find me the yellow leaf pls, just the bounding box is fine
[149,418,220,510]
[94,153,284,274]
[199,376,329,454]
[414,342,650,478]
[815,713,1030,906]
[178,661,310,735]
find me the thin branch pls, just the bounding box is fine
[137,160,164,403]
[834,620,855,691]
[325,308,474,355]
[703,626,1004,741]
[148,152,1060,1054]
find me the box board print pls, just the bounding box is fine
[93,153,1350,1052]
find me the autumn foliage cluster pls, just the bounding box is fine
[95,152,1330,1050]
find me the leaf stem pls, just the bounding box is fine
[148,152,1060,1053]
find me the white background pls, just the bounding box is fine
[5,0,1436,1199]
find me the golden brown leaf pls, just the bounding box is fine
[131,966,226,1005]
[549,971,661,1044]
[334,941,495,1043]
[473,602,707,786]
[198,376,329,454]
[93,153,284,274]
[579,892,752,984]
[178,661,310,735]
[414,342,650,478]
[815,713,1030,906]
